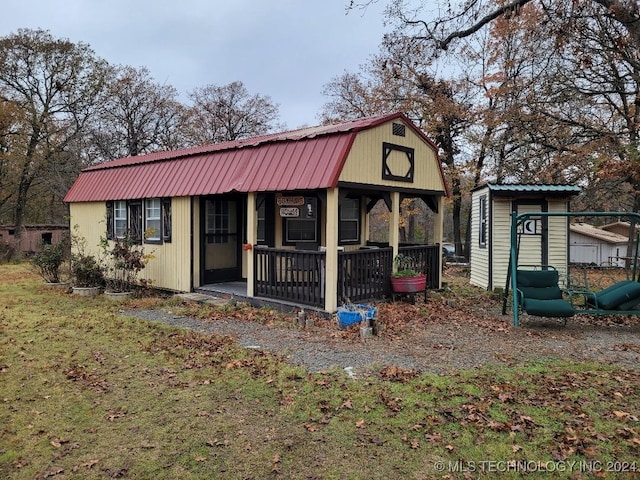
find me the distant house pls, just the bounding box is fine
[600,221,639,239]
[570,223,630,267]
[0,224,69,254]
[64,112,449,312]
[469,184,581,291]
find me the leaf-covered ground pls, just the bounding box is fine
[2,263,639,479]
[140,265,640,375]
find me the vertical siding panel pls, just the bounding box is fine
[470,188,489,289]
[69,203,107,259]
[71,199,193,293]
[492,200,513,290]
[548,200,569,283]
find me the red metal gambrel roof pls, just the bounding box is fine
[64,112,443,202]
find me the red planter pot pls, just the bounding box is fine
[390,274,427,293]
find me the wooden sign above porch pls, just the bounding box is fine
[279,207,300,217]
[277,195,305,206]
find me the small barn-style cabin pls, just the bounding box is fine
[469,184,581,291]
[64,112,449,312]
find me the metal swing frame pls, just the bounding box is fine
[503,211,640,327]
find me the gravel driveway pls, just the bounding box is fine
[123,305,640,376]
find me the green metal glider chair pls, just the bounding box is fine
[583,280,640,312]
[515,266,575,325]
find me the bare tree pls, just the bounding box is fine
[87,65,186,163]
[352,0,640,51]
[0,29,108,248]
[184,81,282,144]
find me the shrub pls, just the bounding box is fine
[70,228,105,288]
[100,233,152,293]
[71,253,105,287]
[31,238,69,283]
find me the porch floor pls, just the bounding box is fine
[198,281,248,297]
[195,282,329,315]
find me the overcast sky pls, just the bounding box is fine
[0,0,390,130]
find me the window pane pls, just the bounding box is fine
[286,219,316,242]
[340,198,359,220]
[162,199,171,242]
[206,200,232,244]
[146,198,161,240]
[285,196,318,243]
[479,196,487,247]
[115,200,127,238]
[340,222,358,242]
[339,198,360,242]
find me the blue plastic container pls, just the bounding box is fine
[337,304,377,328]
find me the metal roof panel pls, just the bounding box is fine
[64,112,441,202]
[486,183,581,193]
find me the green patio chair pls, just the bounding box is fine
[515,267,575,324]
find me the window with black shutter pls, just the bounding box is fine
[106,201,114,239]
[162,198,172,242]
[479,195,487,248]
[129,201,143,244]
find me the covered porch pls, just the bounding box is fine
[199,244,441,310]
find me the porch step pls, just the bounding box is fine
[174,292,231,306]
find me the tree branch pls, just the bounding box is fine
[438,0,534,49]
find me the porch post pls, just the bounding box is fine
[363,201,370,245]
[324,187,339,312]
[246,192,257,297]
[390,191,401,271]
[433,195,444,289]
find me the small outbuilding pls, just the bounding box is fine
[64,112,449,312]
[0,224,69,254]
[570,223,631,267]
[469,184,581,291]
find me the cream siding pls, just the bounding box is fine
[142,197,192,292]
[515,203,543,269]
[470,188,489,289]
[70,198,193,293]
[491,200,514,291]
[547,200,569,283]
[69,202,107,258]
[339,121,442,191]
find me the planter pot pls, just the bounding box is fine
[72,286,102,297]
[390,274,427,293]
[337,304,377,328]
[104,291,134,301]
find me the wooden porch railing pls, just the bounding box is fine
[254,246,325,308]
[337,247,393,303]
[254,244,440,309]
[399,244,441,289]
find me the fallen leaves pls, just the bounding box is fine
[272,453,282,474]
[378,365,420,383]
[64,364,110,393]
